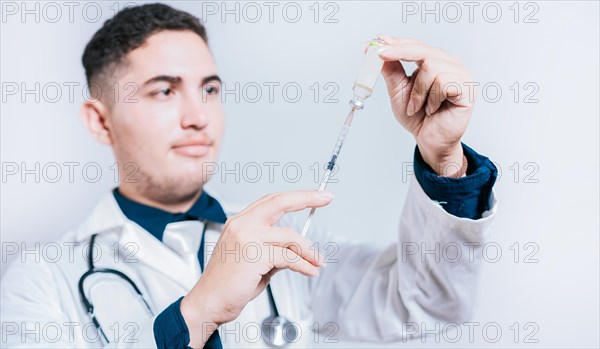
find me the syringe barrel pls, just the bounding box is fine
[332,124,350,152]
[326,123,351,170]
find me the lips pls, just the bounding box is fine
[172,138,213,157]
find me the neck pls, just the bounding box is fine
[117,183,202,213]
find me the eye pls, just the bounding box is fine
[151,87,175,100]
[204,83,220,95]
[159,88,172,96]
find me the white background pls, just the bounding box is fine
[1,1,599,347]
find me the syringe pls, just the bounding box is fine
[300,37,387,237]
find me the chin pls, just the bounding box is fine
[157,177,205,204]
[175,181,205,199]
[176,159,215,180]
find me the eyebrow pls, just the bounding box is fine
[142,74,221,87]
[202,75,222,85]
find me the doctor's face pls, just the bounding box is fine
[100,30,225,204]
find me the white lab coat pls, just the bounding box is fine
[1,177,497,348]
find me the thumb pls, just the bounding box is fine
[254,268,283,298]
[380,60,410,100]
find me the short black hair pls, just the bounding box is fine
[82,3,208,94]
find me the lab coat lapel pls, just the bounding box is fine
[119,221,199,290]
[75,193,199,291]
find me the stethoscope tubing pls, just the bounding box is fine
[78,220,283,345]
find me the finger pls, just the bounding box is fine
[378,42,461,66]
[261,226,325,266]
[407,59,456,116]
[366,36,423,95]
[255,268,284,298]
[426,73,471,115]
[407,68,432,116]
[271,246,320,277]
[381,60,410,96]
[237,189,321,218]
[237,193,275,216]
[425,74,446,116]
[268,267,284,278]
[376,34,420,46]
[248,190,335,225]
[362,34,418,53]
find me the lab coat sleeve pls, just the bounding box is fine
[0,256,157,348]
[304,175,498,342]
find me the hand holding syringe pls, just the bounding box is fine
[301,37,387,237]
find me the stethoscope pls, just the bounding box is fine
[78,220,299,347]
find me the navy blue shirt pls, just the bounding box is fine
[113,189,227,239]
[113,143,497,348]
[414,142,498,219]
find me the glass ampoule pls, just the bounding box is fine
[349,37,387,110]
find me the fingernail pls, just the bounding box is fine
[318,191,335,200]
[376,34,390,43]
[407,101,415,116]
[425,104,432,115]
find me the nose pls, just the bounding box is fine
[180,89,209,130]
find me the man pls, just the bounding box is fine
[1,3,498,349]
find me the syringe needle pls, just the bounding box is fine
[301,37,385,238]
[301,108,356,238]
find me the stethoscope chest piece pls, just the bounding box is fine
[261,315,298,347]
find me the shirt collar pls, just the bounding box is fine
[112,188,227,241]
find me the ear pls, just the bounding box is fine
[80,98,113,145]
